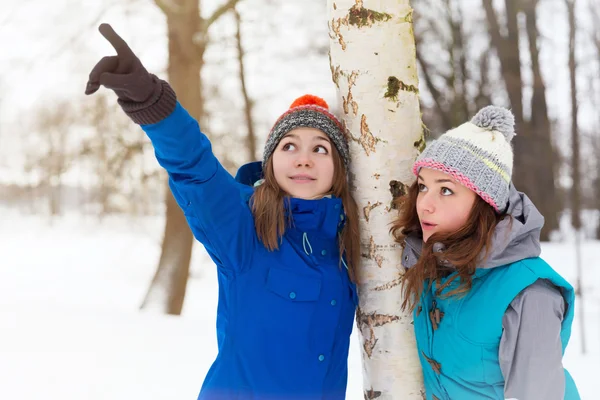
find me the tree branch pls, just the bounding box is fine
[416,49,452,131]
[450,1,470,118]
[482,0,524,123]
[203,0,241,32]
[482,0,505,58]
[234,7,257,162]
[154,0,183,16]
[590,2,600,61]
[474,48,493,110]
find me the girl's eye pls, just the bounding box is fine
[314,145,328,154]
[441,187,454,196]
[418,183,427,192]
[282,143,296,151]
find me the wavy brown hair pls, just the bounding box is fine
[390,181,509,312]
[250,145,360,282]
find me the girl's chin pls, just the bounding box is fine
[286,189,328,200]
[291,193,325,200]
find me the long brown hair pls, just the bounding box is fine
[251,145,360,282]
[390,181,508,312]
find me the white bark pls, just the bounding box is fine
[327,1,425,398]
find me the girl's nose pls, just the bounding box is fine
[295,152,313,167]
[419,193,436,214]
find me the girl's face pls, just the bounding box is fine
[271,127,335,200]
[416,168,477,242]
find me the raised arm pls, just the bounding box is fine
[85,24,256,272]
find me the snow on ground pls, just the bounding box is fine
[0,208,597,399]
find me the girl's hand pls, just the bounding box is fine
[85,23,157,103]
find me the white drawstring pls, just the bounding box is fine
[302,232,313,255]
[303,231,347,270]
[341,257,349,271]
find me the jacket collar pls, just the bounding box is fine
[286,196,345,240]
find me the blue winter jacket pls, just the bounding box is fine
[142,103,358,400]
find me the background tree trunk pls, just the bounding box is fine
[588,1,600,239]
[413,0,492,135]
[565,0,586,354]
[141,0,239,314]
[523,0,560,237]
[483,0,559,240]
[328,1,424,398]
[234,7,257,162]
[566,0,581,234]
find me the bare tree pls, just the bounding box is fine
[24,101,74,216]
[79,94,155,217]
[590,1,600,239]
[483,0,559,240]
[329,0,424,397]
[523,0,561,236]
[566,0,581,240]
[591,134,600,239]
[234,6,257,161]
[413,0,494,135]
[140,0,242,315]
[565,0,586,354]
[20,91,162,218]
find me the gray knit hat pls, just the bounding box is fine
[262,95,350,169]
[413,106,516,212]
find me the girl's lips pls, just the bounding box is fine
[421,222,437,230]
[290,175,315,184]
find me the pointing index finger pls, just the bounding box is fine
[98,23,132,57]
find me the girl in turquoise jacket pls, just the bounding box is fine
[391,106,580,400]
[85,24,360,400]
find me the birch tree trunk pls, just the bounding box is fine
[328,1,424,398]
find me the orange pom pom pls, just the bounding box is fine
[289,94,329,110]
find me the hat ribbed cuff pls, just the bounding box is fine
[414,159,505,212]
[262,107,350,169]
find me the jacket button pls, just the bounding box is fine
[289,292,296,299]
[318,354,325,362]
[330,300,337,306]
[321,249,327,256]
[334,204,340,209]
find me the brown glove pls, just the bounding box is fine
[85,23,176,125]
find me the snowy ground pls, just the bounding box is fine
[0,209,597,399]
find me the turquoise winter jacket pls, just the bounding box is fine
[402,186,580,400]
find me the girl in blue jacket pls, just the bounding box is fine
[390,106,580,400]
[85,24,360,400]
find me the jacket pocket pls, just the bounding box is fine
[266,267,321,302]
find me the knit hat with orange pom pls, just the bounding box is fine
[262,94,350,169]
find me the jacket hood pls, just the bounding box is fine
[483,183,544,268]
[235,161,263,187]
